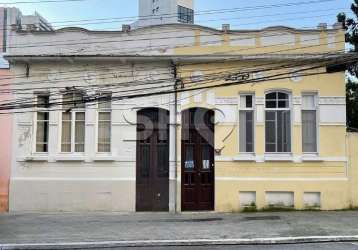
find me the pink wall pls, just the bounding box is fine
[0,70,12,213]
[0,8,12,213]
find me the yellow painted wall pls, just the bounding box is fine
[174,28,345,55]
[174,26,351,212]
[216,180,349,212]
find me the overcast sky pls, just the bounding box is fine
[1,0,354,30]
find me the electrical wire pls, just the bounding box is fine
[0,47,346,97]
[0,36,344,92]
[0,0,96,4]
[1,30,346,85]
[0,55,354,112]
[0,0,338,30]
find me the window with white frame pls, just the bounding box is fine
[265,91,291,153]
[61,92,85,153]
[35,94,50,153]
[97,93,112,153]
[239,94,254,153]
[302,94,318,153]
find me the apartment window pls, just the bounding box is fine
[61,92,85,153]
[178,5,194,24]
[239,94,254,153]
[302,94,318,153]
[265,91,291,153]
[98,93,112,153]
[35,95,50,153]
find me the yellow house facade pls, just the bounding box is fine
[173,24,355,212]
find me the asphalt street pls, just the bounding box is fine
[88,242,358,250]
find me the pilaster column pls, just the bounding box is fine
[255,96,265,159]
[85,105,96,163]
[293,96,302,159]
[48,96,59,162]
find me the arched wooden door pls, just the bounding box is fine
[136,108,169,211]
[181,108,215,211]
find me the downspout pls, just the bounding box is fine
[169,60,178,213]
[174,65,178,213]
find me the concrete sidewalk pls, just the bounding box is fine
[0,211,358,249]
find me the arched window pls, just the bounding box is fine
[265,91,291,153]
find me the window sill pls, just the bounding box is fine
[94,155,116,162]
[55,155,85,162]
[264,154,293,162]
[302,154,323,162]
[21,155,49,162]
[234,154,256,162]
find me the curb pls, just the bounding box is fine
[1,236,358,249]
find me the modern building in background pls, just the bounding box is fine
[133,0,194,28]
[0,7,51,212]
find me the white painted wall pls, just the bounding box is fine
[10,61,174,212]
[8,26,197,56]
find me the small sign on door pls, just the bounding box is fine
[203,160,210,169]
[185,160,194,169]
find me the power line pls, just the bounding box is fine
[2,55,353,113]
[1,36,347,91]
[0,0,95,4]
[0,61,319,108]
[0,30,349,105]
[1,55,354,112]
[0,30,343,86]
[3,28,346,82]
[105,58,355,107]
[6,16,341,50]
[0,50,346,107]
[0,48,345,96]
[0,62,349,114]
[51,7,344,29]
[0,0,338,28]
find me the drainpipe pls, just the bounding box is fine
[169,61,178,213]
